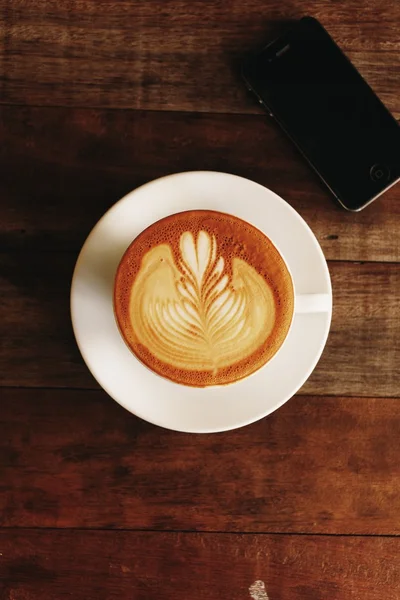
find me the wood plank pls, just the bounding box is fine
[2,388,400,534]
[1,106,399,263]
[307,261,400,397]
[1,252,399,395]
[1,0,399,119]
[1,531,400,600]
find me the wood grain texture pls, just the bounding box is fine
[1,0,399,591]
[1,106,399,262]
[1,252,399,395]
[1,531,400,600]
[1,0,399,119]
[2,388,400,534]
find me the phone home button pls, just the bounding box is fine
[370,163,390,182]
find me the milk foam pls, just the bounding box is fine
[129,230,276,373]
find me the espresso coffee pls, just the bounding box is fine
[114,210,294,387]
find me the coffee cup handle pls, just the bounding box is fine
[295,294,331,313]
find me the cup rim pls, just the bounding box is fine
[112,208,298,388]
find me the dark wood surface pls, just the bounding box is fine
[1,531,400,600]
[2,388,400,534]
[1,0,399,598]
[1,1,399,119]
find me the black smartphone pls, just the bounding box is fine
[242,16,400,211]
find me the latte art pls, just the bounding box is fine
[114,210,294,387]
[130,230,275,373]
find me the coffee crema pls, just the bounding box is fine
[114,210,294,387]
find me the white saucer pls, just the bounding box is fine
[71,171,332,433]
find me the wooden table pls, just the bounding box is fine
[1,1,399,598]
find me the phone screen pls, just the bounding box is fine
[243,17,400,210]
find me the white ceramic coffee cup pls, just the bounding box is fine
[113,223,331,382]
